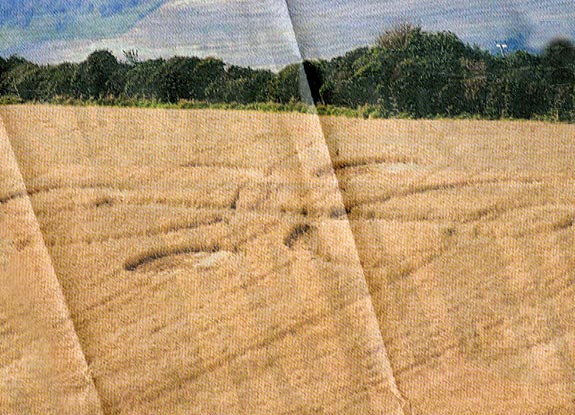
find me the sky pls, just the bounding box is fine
[0,0,574,69]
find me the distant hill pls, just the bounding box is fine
[0,0,165,53]
[0,0,574,67]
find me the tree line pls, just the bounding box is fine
[1,25,574,121]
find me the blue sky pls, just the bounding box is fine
[0,0,574,69]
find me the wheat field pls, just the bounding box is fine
[1,105,574,415]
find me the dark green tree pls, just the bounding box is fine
[0,56,39,100]
[303,60,327,104]
[269,64,302,104]
[543,38,575,86]
[206,65,273,103]
[504,51,548,118]
[155,56,200,102]
[124,58,165,99]
[542,39,575,120]
[192,57,225,101]
[74,50,123,98]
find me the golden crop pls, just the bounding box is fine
[1,105,574,414]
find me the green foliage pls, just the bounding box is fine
[153,56,228,103]
[1,28,574,122]
[206,65,273,104]
[377,23,420,50]
[543,38,575,86]
[152,56,196,102]
[269,63,303,104]
[74,50,123,98]
[123,58,164,99]
[0,95,23,105]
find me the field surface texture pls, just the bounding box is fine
[0,105,574,414]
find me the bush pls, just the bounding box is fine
[0,95,23,105]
